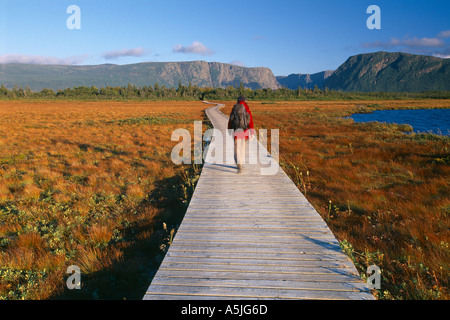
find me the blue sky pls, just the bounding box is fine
[0,0,449,75]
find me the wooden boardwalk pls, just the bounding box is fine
[143,102,374,300]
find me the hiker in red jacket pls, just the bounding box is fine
[227,96,255,173]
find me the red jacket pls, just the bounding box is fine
[228,101,255,140]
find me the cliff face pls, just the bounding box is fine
[0,61,280,91]
[323,51,450,92]
[277,70,334,89]
[207,62,280,89]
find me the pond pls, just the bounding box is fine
[348,108,450,135]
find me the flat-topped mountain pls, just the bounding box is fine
[0,61,280,91]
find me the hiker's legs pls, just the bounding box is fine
[234,138,246,171]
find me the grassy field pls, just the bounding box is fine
[0,101,207,299]
[222,99,449,300]
[1,99,448,300]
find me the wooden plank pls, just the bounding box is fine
[175,226,332,234]
[165,243,346,255]
[180,219,327,225]
[179,223,329,228]
[161,256,355,267]
[169,237,343,249]
[144,294,259,300]
[165,250,350,261]
[172,233,336,241]
[151,269,362,283]
[149,277,370,293]
[178,223,331,230]
[144,103,374,300]
[145,284,373,300]
[158,263,358,276]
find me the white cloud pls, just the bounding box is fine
[173,41,214,56]
[433,53,450,59]
[362,38,399,49]
[363,30,450,51]
[432,46,450,59]
[437,30,450,39]
[0,54,88,65]
[102,47,146,60]
[229,60,246,67]
[363,36,444,49]
[403,37,444,48]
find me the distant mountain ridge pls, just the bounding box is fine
[0,61,280,91]
[0,52,449,92]
[277,70,334,90]
[323,51,450,92]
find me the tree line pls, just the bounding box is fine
[1,82,449,101]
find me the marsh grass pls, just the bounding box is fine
[222,99,449,300]
[0,101,206,299]
[2,99,448,300]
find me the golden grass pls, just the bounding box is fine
[0,100,207,300]
[1,99,448,300]
[221,99,449,300]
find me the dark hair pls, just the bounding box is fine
[237,96,246,102]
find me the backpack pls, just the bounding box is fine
[229,103,250,131]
